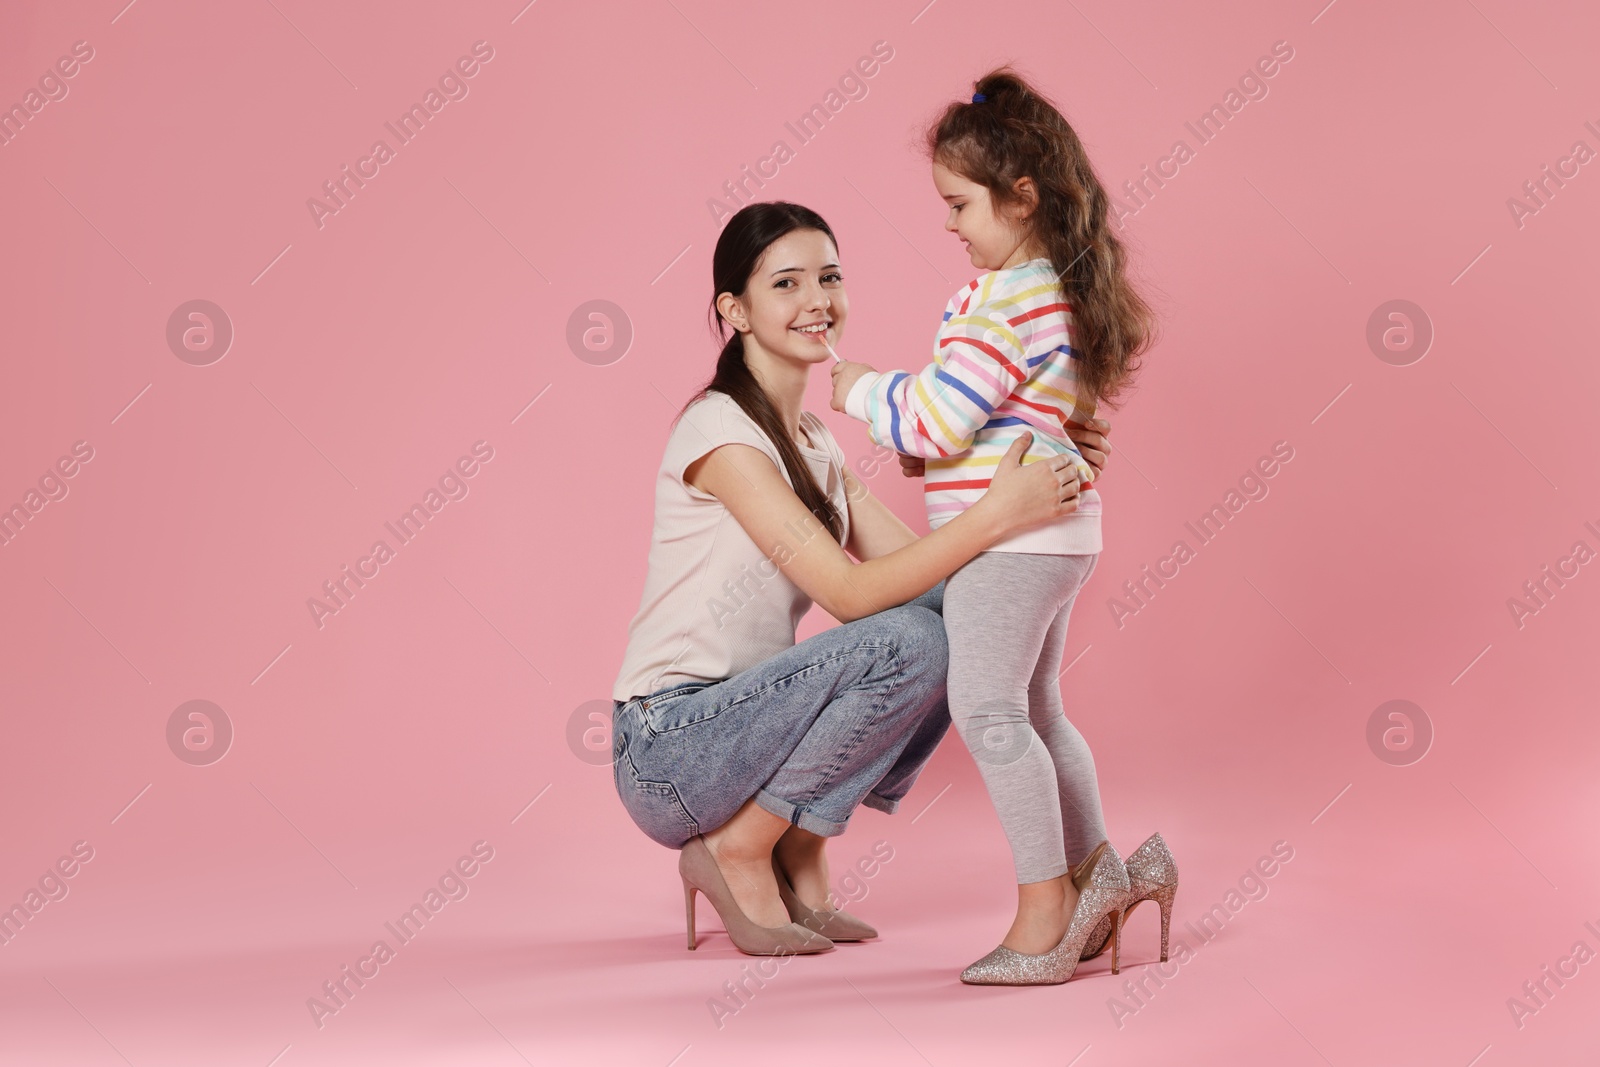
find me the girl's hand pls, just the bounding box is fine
[898,453,925,478]
[829,359,875,413]
[1065,417,1112,481]
[977,431,1080,534]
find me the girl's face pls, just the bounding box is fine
[720,228,847,367]
[934,160,1035,271]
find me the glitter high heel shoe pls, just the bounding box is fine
[680,836,835,956]
[959,839,1133,985]
[772,854,879,941]
[1078,831,1179,965]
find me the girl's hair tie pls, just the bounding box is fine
[971,92,987,103]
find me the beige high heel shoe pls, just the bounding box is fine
[959,839,1133,985]
[1079,831,1179,964]
[771,854,879,941]
[680,836,835,956]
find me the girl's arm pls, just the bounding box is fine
[686,432,1077,623]
[836,297,1036,460]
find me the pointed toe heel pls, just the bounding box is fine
[958,839,1133,986]
[772,854,878,942]
[678,836,835,957]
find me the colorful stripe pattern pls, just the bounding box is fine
[843,258,1102,529]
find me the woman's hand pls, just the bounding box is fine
[1065,417,1112,481]
[974,431,1080,535]
[829,359,875,413]
[898,453,924,478]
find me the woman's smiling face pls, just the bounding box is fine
[719,228,847,367]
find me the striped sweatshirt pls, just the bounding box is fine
[842,257,1102,555]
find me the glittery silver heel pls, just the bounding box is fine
[1146,882,1176,963]
[1110,905,1124,974]
[959,839,1133,986]
[1081,831,1179,964]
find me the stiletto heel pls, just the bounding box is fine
[684,880,698,950]
[959,839,1133,985]
[1150,882,1177,963]
[676,836,835,957]
[1110,906,1123,975]
[1080,831,1179,966]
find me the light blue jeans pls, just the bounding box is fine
[612,583,952,849]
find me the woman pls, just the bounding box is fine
[610,201,1114,956]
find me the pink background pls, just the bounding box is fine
[3,0,1597,1063]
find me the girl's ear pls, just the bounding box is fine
[1011,176,1040,219]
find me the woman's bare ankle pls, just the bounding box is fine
[705,798,786,856]
[703,824,767,862]
[699,801,791,927]
[774,828,831,909]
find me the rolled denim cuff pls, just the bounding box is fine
[860,792,899,815]
[754,788,849,837]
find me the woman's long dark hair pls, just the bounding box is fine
[928,67,1156,408]
[675,201,845,544]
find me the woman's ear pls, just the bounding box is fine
[716,292,750,333]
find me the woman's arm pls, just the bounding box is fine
[842,465,919,562]
[853,416,1109,561]
[895,415,1114,481]
[845,421,1102,560]
[686,432,1078,624]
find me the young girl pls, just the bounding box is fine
[830,68,1162,985]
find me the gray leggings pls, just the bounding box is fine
[944,551,1108,884]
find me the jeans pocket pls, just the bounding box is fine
[611,700,633,767]
[640,683,718,734]
[615,746,698,848]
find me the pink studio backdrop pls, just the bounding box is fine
[2,0,1597,1063]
